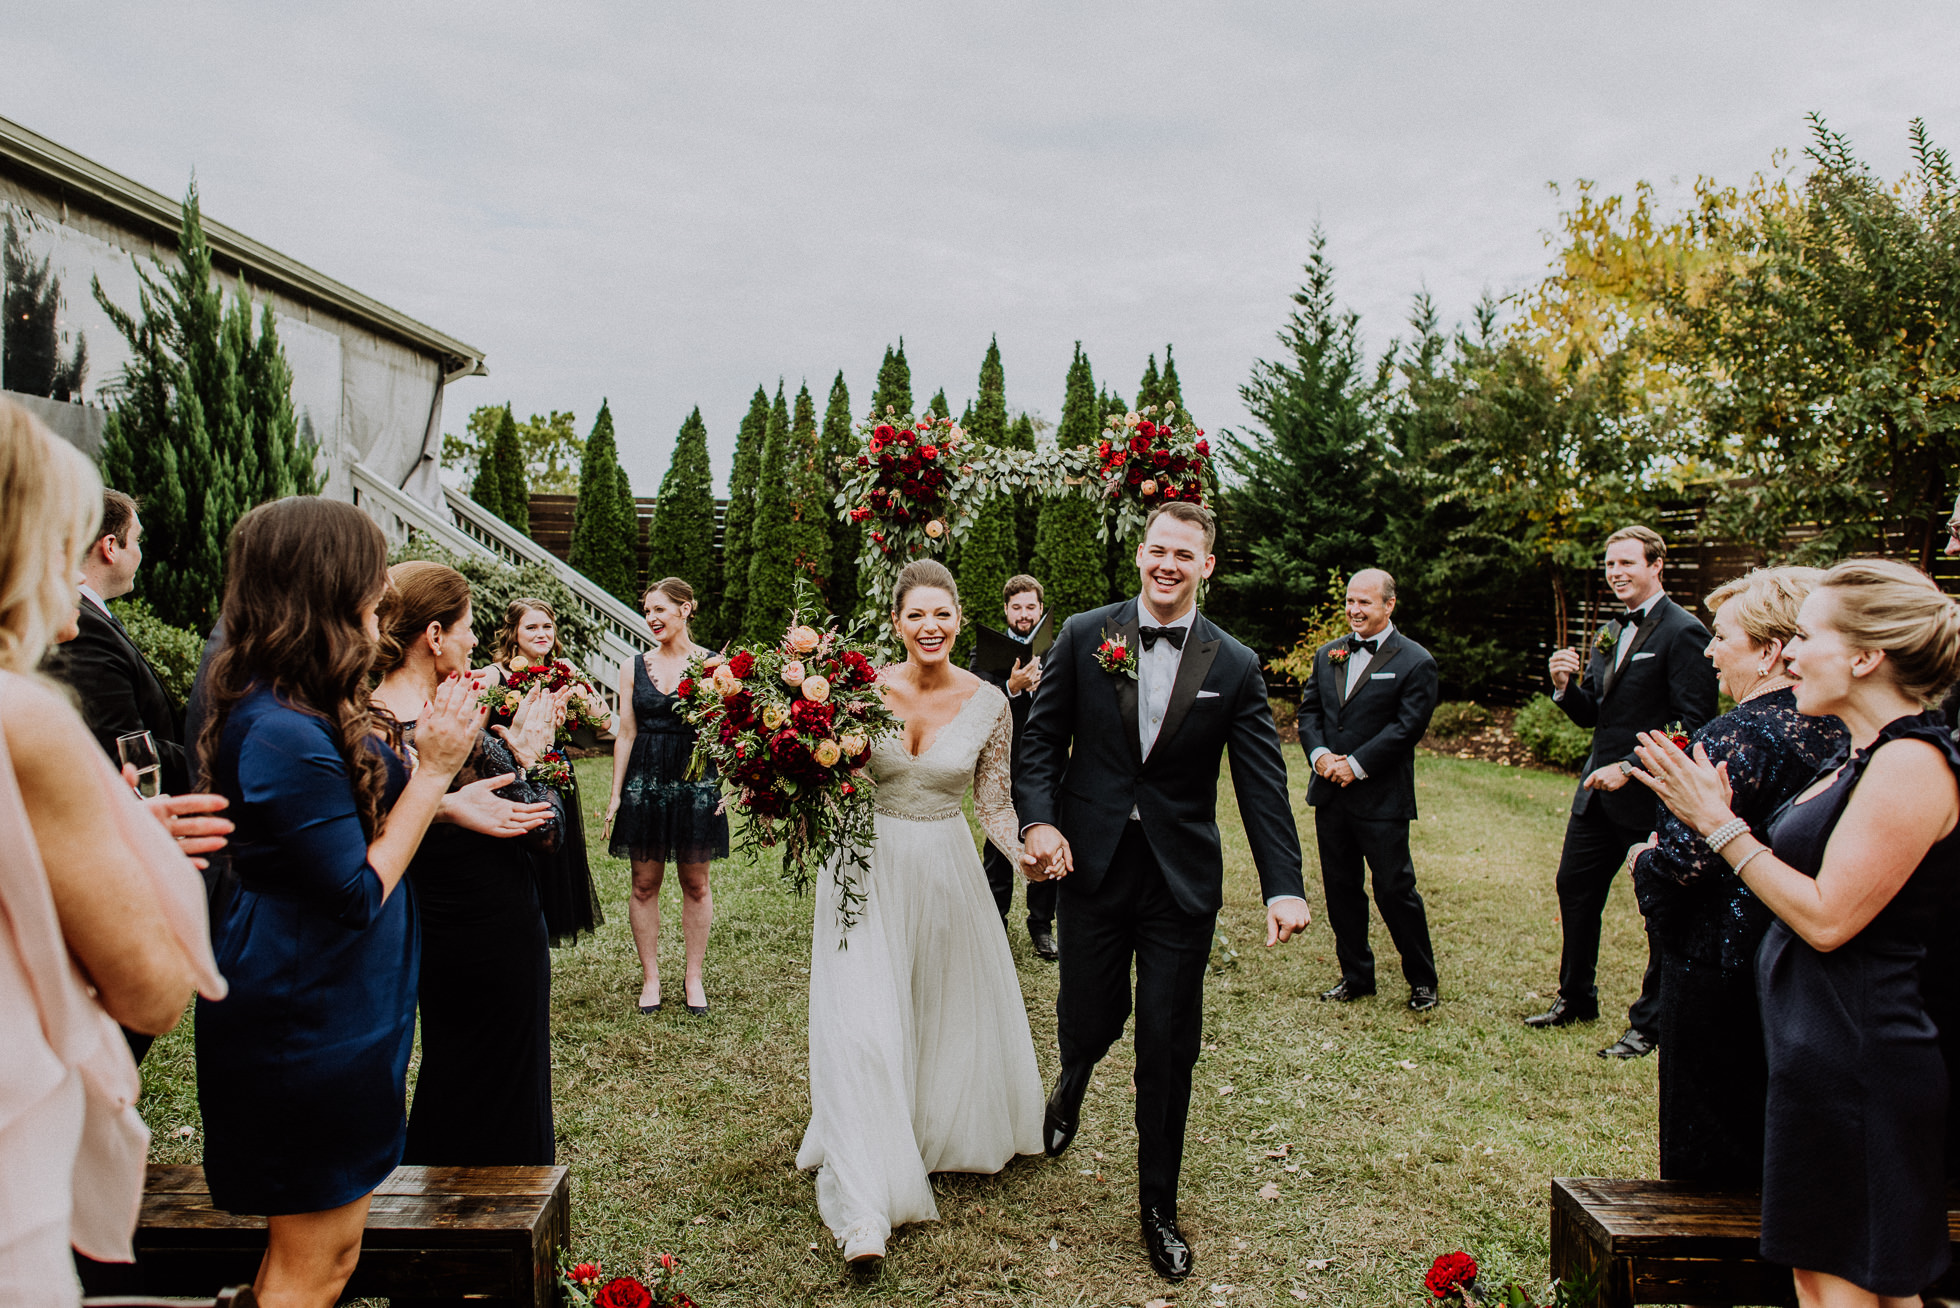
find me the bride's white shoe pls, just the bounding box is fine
[843,1232,886,1263]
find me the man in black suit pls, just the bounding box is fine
[967,573,1060,959]
[1298,568,1441,1012]
[1017,501,1309,1283]
[47,490,190,795]
[1526,525,1717,1059]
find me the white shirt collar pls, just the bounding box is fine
[78,583,110,616]
[1356,621,1395,644]
[1137,599,1198,632]
[1627,593,1663,618]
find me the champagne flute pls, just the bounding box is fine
[117,730,162,799]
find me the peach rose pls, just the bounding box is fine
[838,732,868,756]
[702,653,726,672]
[781,659,807,687]
[801,675,832,703]
[787,625,821,654]
[713,665,743,697]
[1140,478,1159,496]
[924,519,946,539]
[762,702,789,731]
[813,739,842,767]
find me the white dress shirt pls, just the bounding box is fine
[1005,624,1035,698]
[1308,622,1395,782]
[79,582,112,618]
[1613,594,1661,669]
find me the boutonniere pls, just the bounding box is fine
[1327,644,1352,664]
[1593,622,1619,654]
[1095,633,1139,680]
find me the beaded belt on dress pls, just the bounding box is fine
[874,803,962,821]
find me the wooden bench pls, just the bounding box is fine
[1552,1177,1960,1307]
[78,1164,569,1308]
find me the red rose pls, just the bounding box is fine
[593,1276,653,1308]
[1194,438,1210,455]
[920,444,938,459]
[856,454,870,467]
[849,507,870,523]
[570,1261,601,1285]
[1138,419,1158,437]
[1169,454,1188,475]
[676,677,694,698]
[1152,448,1171,467]
[873,423,895,440]
[1424,1251,1479,1299]
[840,782,855,795]
[1129,433,1152,454]
[871,530,884,543]
[1161,485,1179,499]
[896,430,914,446]
[1098,440,1112,458]
[792,699,834,732]
[1670,733,1692,751]
[1126,467,1144,485]
[1184,480,1201,497]
[727,651,755,678]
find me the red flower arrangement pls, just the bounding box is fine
[673,582,899,933]
[845,410,965,562]
[1094,633,1139,681]
[479,657,612,739]
[558,1250,693,1307]
[1093,403,1212,537]
[1426,1250,1480,1301]
[526,746,574,790]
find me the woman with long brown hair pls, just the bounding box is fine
[194,498,483,1308]
[371,562,565,1166]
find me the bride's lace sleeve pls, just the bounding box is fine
[973,699,1024,865]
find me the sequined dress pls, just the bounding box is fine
[796,682,1044,1257]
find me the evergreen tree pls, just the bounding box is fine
[92,182,317,631]
[1160,344,1190,427]
[3,215,87,400]
[871,339,913,417]
[970,336,1007,447]
[612,452,640,601]
[469,405,509,520]
[495,405,530,533]
[787,381,830,592]
[954,336,1017,656]
[646,408,719,622]
[722,385,770,634]
[1032,344,1108,626]
[819,371,860,622]
[568,400,639,604]
[927,388,950,420]
[1005,411,1039,565]
[744,384,797,641]
[1136,353,1162,413]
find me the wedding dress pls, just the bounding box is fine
[797,682,1045,1259]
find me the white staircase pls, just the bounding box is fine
[349,463,646,704]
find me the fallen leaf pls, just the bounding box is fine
[1094,1150,1106,1160]
[1045,1267,1059,1278]
[692,1216,708,1224]
[1525,989,1541,999]
[1265,1144,1290,1158]
[1218,1084,1234,1096]
[1048,1236,1059,1251]
[1257,1182,1281,1200]
[1146,1300,1174,1308]
[976,1205,986,1214]
[1396,1059,1417,1070]
[175,1125,194,1138]
[1320,1039,1334,1050]
[1284,1162,1301,1172]
[1292,1290,1312,1301]
[1304,1258,1332,1271]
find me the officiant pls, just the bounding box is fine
[968,574,1059,960]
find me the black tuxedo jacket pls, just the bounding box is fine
[1556,593,1718,828]
[47,599,190,794]
[1297,629,1440,822]
[1015,599,1304,916]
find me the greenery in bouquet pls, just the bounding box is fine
[1091,402,1214,541]
[527,746,575,790]
[672,583,899,934]
[559,1250,693,1308]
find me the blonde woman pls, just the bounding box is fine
[1636,559,1960,1308]
[0,398,226,1307]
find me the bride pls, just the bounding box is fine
[797,559,1048,1263]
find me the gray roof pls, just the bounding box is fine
[0,115,486,373]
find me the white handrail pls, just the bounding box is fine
[349,464,646,704]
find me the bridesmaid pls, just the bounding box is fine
[370,562,566,1166]
[481,597,606,944]
[1636,558,1960,1308]
[604,577,727,1015]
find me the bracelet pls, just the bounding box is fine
[1731,845,1770,877]
[1704,818,1750,853]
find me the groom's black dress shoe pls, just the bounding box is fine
[1043,1066,1091,1157]
[1318,979,1375,1002]
[1523,997,1597,1028]
[1598,1027,1657,1059]
[1407,986,1439,1012]
[1140,1206,1192,1281]
[1030,926,1060,961]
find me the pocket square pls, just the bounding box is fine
[1631,651,1657,661]
[1370,671,1395,679]
[1195,690,1220,699]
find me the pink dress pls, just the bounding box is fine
[0,671,224,1306]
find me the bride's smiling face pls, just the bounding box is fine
[894,586,960,666]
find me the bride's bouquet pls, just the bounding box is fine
[673,583,898,933]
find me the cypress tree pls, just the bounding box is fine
[786,382,830,595]
[1137,353,1162,412]
[1005,411,1039,565]
[612,451,641,602]
[872,339,913,417]
[954,335,1017,657]
[1160,343,1189,427]
[495,405,530,533]
[971,336,1007,447]
[469,406,509,519]
[568,400,638,604]
[722,385,770,635]
[744,384,797,641]
[819,371,860,622]
[647,407,722,635]
[1032,344,1108,626]
[927,388,950,421]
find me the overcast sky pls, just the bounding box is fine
[7,2,1958,492]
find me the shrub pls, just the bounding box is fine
[108,598,204,703]
[1428,700,1491,739]
[389,539,600,664]
[1513,693,1593,769]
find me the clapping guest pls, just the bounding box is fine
[605,578,727,1016]
[194,498,486,1308]
[1635,559,1960,1307]
[0,399,225,1307]
[480,597,604,943]
[371,563,566,1166]
[1630,567,1845,1186]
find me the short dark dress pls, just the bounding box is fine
[1630,688,1845,1184]
[610,654,728,864]
[401,726,563,1166]
[197,688,414,1214]
[483,668,602,945]
[1758,712,1959,1295]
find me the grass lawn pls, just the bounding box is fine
[137,750,1659,1307]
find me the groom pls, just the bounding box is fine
[1016,501,1309,1283]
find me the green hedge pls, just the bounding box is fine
[108,598,204,703]
[389,540,600,664]
[1513,693,1593,769]
[1428,700,1491,740]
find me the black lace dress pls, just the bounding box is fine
[483,671,603,946]
[399,726,564,1166]
[610,654,728,864]
[1757,712,1958,1294]
[1630,688,1845,1185]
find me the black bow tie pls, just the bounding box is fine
[1620,608,1646,626]
[1347,634,1381,654]
[1139,625,1186,651]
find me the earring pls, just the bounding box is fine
[1756,665,1768,676]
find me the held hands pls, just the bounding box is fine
[129,767,233,868]
[1021,823,1073,882]
[1548,647,1582,692]
[1266,898,1311,947]
[1007,656,1042,696]
[413,672,489,776]
[1583,764,1631,793]
[1630,731,1737,837]
[441,773,554,838]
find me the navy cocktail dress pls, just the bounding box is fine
[609,654,727,864]
[196,688,413,1215]
[1758,712,1959,1295]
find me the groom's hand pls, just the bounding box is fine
[1266,898,1311,946]
[1022,823,1073,880]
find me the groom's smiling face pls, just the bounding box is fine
[1136,516,1215,621]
